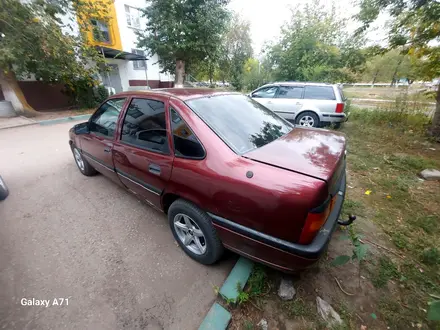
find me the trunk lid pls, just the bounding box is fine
[244,127,346,190]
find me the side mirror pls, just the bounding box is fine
[74,122,90,135]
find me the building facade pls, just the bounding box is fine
[84,0,174,92]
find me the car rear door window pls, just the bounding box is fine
[276,86,304,99]
[170,108,205,159]
[120,98,169,154]
[89,98,126,138]
[303,86,336,100]
[252,86,279,98]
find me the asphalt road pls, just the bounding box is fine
[0,122,234,330]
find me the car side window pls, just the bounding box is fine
[303,86,336,100]
[170,108,205,159]
[89,98,126,138]
[252,86,279,98]
[120,98,169,154]
[276,86,304,99]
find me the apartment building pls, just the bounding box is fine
[83,0,174,92]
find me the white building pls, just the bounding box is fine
[86,0,174,92]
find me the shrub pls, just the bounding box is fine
[65,78,109,109]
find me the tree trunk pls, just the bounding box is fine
[175,60,185,88]
[0,69,37,116]
[390,56,404,87]
[430,84,440,140]
[371,70,379,87]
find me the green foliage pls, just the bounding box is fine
[243,58,273,92]
[420,248,440,266]
[265,0,365,83]
[371,256,399,288]
[0,0,109,87]
[65,79,109,109]
[285,298,314,318]
[137,0,230,75]
[428,300,440,321]
[331,255,351,266]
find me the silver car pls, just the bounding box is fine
[250,82,347,128]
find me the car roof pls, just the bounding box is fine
[262,81,337,87]
[111,88,240,101]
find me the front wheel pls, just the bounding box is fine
[168,199,224,265]
[296,111,320,128]
[71,145,97,176]
[0,175,9,201]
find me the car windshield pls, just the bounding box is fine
[186,94,293,154]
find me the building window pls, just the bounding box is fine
[91,19,111,43]
[132,49,146,70]
[125,5,141,29]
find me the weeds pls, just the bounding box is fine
[370,256,399,288]
[285,298,314,319]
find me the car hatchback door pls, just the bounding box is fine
[270,85,304,120]
[112,96,174,208]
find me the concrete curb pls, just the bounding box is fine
[0,116,37,130]
[198,257,254,330]
[38,114,91,126]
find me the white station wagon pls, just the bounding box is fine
[250,82,348,128]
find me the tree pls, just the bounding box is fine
[137,0,230,87]
[362,49,421,85]
[357,0,440,138]
[243,58,273,92]
[221,14,253,90]
[265,0,364,83]
[0,0,110,115]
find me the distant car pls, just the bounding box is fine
[250,82,348,128]
[0,175,9,200]
[69,88,351,273]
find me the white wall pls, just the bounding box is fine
[113,0,174,84]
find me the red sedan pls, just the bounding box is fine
[69,89,352,272]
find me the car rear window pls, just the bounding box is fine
[304,86,336,100]
[186,94,293,154]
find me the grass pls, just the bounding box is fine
[340,107,440,328]
[343,86,435,102]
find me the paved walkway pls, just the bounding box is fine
[0,116,36,129]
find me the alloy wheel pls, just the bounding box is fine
[173,213,207,255]
[73,148,85,171]
[299,115,315,127]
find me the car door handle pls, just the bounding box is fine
[149,164,161,175]
[104,147,111,153]
[83,136,91,141]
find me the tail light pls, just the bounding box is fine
[299,196,337,244]
[335,103,344,113]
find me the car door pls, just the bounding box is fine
[80,98,127,185]
[112,96,174,208]
[270,85,304,120]
[250,86,279,110]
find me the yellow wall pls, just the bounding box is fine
[80,0,122,51]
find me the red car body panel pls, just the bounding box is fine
[69,89,347,272]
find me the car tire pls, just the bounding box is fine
[71,145,98,176]
[168,199,224,265]
[332,122,342,129]
[296,111,320,128]
[0,175,9,201]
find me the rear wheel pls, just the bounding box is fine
[71,146,97,176]
[168,199,223,265]
[296,111,319,128]
[0,175,9,201]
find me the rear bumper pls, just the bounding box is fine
[211,172,346,273]
[321,113,347,123]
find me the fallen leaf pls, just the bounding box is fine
[386,195,392,199]
[419,268,424,273]
[365,190,372,195]
[361,326,367,330]
[371,313,377,320]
